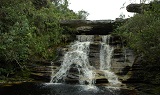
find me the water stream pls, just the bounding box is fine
[0,35,148,95]
[50,35,96,85]
[100,35,121,85]
[50,35,121,86]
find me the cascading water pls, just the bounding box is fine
[100,35,113,70]
[100,35,121,85]
[50,35,96,85]
[51,35,121,86]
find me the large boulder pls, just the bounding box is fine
[126,1,160,13]
[126,4,143,13]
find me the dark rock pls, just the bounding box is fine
[28,64,54,82]
[68,64,82,74]
[60,20,115,27]
[65,79,79,84]
[126,4,143,13]
[89,43,100,69]
[118,66,131,75]
[113,53,124,58]
[51,35,135,83]
[96,78,108,84]
[30,73,51,82]
[126,1,160,13]
[124,56,144,83]
[53,60,62,66]
[30,34,135,83]
[60,20,126,35]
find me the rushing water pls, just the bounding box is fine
[50,35,121,86]
[50,35,96,85]
[100,35,121,85]
[0,35,154,95]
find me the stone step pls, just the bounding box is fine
[28,65,56,68]
[31,71,52,73]
[30,66,54,68]
[116,59,126,62]
[30,73,51,82]
[114,49,123,53]
[113,53,124,58]
[113,54,134,58]
[112,43,122,45]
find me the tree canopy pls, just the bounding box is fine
[114,1,160,84]
[0,0,87,79]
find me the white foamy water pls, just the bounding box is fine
[51,35,121,86]
[100,35,121,85]
[50,35,96,85]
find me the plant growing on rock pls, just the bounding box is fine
[114,1,160,84]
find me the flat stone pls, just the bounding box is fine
[60,19,126,35]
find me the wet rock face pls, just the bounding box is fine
[89,43,101,69]
[50,35,135,84]
[28,35,136,84]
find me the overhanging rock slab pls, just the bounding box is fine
[60,19,126,35]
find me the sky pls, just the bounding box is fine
[68,0,141,20]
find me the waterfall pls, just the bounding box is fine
[100,35,121,85]
[100,35,113,70]
[50,35,96,85]
[51,35,121,86]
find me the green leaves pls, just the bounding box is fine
[0,0,82,78]
[114,1,160,84]
[0,16,30,62]
[77,10,89,20]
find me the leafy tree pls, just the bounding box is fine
[77,10,89,20]
[114,1,160,84]
[0,0,87,79]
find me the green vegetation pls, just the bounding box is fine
[0,0,86,81]
[114,1,160,84]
